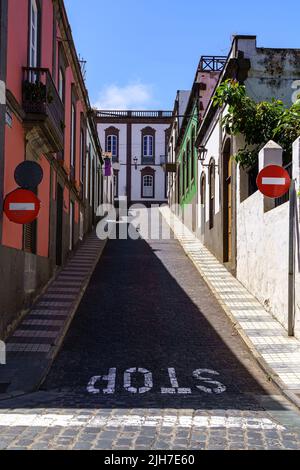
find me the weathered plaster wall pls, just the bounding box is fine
[237,191,290,329]
[0,245,54,339]
[237,138,300,338]
[232,37,300,106]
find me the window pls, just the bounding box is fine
[191,127,195,181]
[113,170,119,198]
[177,164,181,203]
[23,186,37,254]
[70,101,76,171]
[23,221,37,254]
[79,211,84,241]
[186,141,191,190]
[200,172,206,235]
[209,160,215,230]
[200,172,206,205]
[107,135,117,159]
[182,151,186,194]
[29,0,38,68]
[141,167,155,198]
[143,135,153,158]
[141,127,155,162]
[58,68,65,103]
[143,175,154,198]
[80,128,85,184]
[69,201,74,250]
[86,143,91,200]
[105,127,119,162]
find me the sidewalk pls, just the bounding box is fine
[0,231,106,399]
[160,206,300,409]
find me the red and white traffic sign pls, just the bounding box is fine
[3,189,41,224]
[256,165,291,198]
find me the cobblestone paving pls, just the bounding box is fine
[1,217,300,450]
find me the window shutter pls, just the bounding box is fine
[24,220,37,254]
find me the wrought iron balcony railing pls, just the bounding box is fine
[22,67,64,152]
[199,56,227,72]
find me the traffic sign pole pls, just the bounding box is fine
[288,179,296,337]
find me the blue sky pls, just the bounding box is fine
[65,0,300,110]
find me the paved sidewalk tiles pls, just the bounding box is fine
[0,232,107,398]
[160,206,300,407]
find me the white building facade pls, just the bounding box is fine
[96,111,172,206]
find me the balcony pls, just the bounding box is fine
[199,56,227,72]
[22,67,64,153]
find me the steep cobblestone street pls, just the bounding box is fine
[1,219,300,450]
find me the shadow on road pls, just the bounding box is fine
[0,222,290,413]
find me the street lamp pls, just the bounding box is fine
[133,156,138,170]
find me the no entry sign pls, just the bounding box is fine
[3,189,41,224]
[256,165,291,198]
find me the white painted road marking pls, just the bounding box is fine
[0,412,285,430]
[9,203,35,211]
[87,368,226,395]
[124,368,153,394]
[161,368,191,394]
[87,368,116,395]
[262,177,286,185]
[193,369,227,394]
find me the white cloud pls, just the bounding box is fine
[93,82,155,110]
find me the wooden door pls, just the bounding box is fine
[227,157,232,261]
[223,139,232,263]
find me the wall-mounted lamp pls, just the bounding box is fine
[133,156,138,170]
[198,146,208,161]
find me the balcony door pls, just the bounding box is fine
[29,0,38,68]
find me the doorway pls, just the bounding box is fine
[223,139,232,263]
[56,184,63,266]
[200,172,206,236]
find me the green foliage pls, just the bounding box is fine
[23,81,47,103]
[213,79,300,168]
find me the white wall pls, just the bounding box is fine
[236,138,300,338]
[97,123,127,198]
[131,123,168,202]
[237,191,289,328]
[97,121,168,203]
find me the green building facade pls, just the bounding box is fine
[177,94,199,207]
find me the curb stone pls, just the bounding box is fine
[0,231,107,400]
[160,207,300,413]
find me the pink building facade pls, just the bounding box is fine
[0,0,103,338]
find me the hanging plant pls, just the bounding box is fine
[23,80,47,103]
[213,79,300,168]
